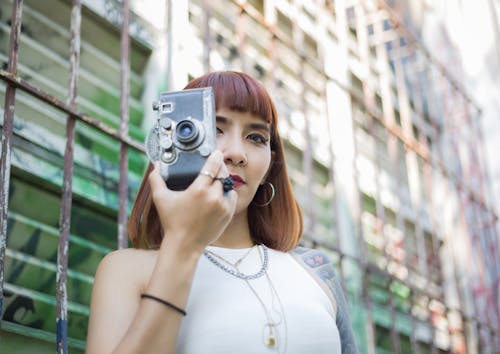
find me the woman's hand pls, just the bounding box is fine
[148,150,237,254]
[87,153,233,354]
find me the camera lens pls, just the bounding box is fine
[176,120,198,143]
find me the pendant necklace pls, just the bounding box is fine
[205,244,257,268]
[203,245,287,353]
[204,244,268,280]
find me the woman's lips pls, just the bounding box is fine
[230,174,245,188]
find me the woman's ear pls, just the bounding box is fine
[261,151,276,184]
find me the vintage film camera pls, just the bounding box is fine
[145,87,216,190]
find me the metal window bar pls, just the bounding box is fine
[56,1,81,352]
[0,0,143,352]
[118,0,130,250]
[0,71,144,152]
[0,0,23,323]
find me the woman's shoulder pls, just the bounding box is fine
[288,246,334,270]
[286,246,339,316]
[99,247,158,266]
[288,247,359,353]
[95,248,158,289]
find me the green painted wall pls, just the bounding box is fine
[0,0,152,351]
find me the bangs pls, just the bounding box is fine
[184,71,274,124]
[130,71,302,252]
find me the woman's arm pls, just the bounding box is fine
[86,243,200,354]
[86,151,237,353]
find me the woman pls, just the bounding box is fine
[86,71,358,354]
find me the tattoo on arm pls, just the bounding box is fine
[292,247,359,354]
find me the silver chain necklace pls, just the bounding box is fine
[203,245,287,353]
[203,245,268,280]
[205,244,257,269]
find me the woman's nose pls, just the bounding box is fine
[220,134,247,166]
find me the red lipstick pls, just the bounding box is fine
[230,174,246,188]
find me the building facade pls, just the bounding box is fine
[0,0,498,353]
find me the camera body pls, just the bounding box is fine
[145,87,216,190]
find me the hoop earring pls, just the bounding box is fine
[253,181,275,207]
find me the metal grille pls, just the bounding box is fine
[0,0,144,352]
[0,0,499,353]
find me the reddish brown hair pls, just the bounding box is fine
[128,71,303,251]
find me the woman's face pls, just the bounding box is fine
[216,107,273,215]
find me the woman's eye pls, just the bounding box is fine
[216,127,223,134]
[248,134,269,145]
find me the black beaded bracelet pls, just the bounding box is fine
[140,294,187,316]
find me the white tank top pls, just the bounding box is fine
[175,245,341,354]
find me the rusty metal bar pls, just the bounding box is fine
[0,0,23,321]
[0,70,144,153]
[117,0,130,249]
[55,1,81,352]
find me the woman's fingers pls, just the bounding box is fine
[148,162,166,195]
[149,150,229,197]
[190,150,224,190]
[147,152,237,249]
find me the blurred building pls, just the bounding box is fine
[0,0,498,353]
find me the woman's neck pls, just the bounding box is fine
[210,211,254,249]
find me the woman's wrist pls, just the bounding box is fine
[158,233,205,262]
[145,235,202,304]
